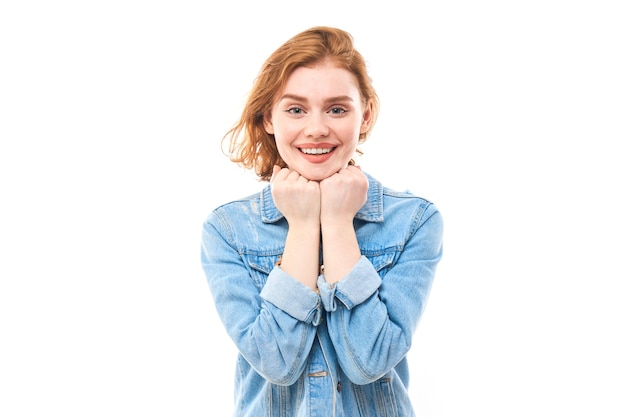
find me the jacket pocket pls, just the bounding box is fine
[267,379,304,417]
[363,251,396,278]
[244,252,282,290]
[354,376,399,417]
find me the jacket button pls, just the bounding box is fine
[337,381,342,393]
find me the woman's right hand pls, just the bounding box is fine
[271,165,321,227]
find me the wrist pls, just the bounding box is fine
[288,218,321,235]
[320,215,354,232]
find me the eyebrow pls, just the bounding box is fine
[278,94,355,104]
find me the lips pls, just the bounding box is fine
[296,145,336,163]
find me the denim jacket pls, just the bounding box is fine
[201,173,443,417]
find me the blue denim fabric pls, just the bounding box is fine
[201,173,443,417]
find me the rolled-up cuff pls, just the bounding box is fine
[261,266,322,325]
[317,256,382,311]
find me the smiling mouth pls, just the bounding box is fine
[299,147,335,155]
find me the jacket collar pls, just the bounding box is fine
[260,172,384,224]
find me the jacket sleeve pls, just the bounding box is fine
[201,211,320,386]
[317,203,443,385]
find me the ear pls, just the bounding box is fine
[263,111,274,134]
[360,101,373,134]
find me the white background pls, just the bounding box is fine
[1,1,625,416]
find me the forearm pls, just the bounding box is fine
[279,222,320,290]
[321,218,361,283]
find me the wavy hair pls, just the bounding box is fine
[223,26,380,182]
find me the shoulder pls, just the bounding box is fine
[366,173,440,223]
[213,191,261,213]
[386,188,439,225]
[205,191,262,229]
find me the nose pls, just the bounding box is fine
[304,113,329,138]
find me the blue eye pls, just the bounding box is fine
[330,107,347,114]
[287,107,303,115]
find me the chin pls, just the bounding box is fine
[303,167,342,181]
[300,172,327,182]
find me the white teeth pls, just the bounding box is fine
[300,148,333,155]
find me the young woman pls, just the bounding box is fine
[201,26,443,417]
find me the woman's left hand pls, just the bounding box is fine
[319,165,368,225]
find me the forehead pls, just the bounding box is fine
[281,61,361,98]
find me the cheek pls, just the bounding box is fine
[273,134,294,158]
[337,120,363,143]
[273,123,303,150]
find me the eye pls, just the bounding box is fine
[329,107,347,115]
[286,106,304,115]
